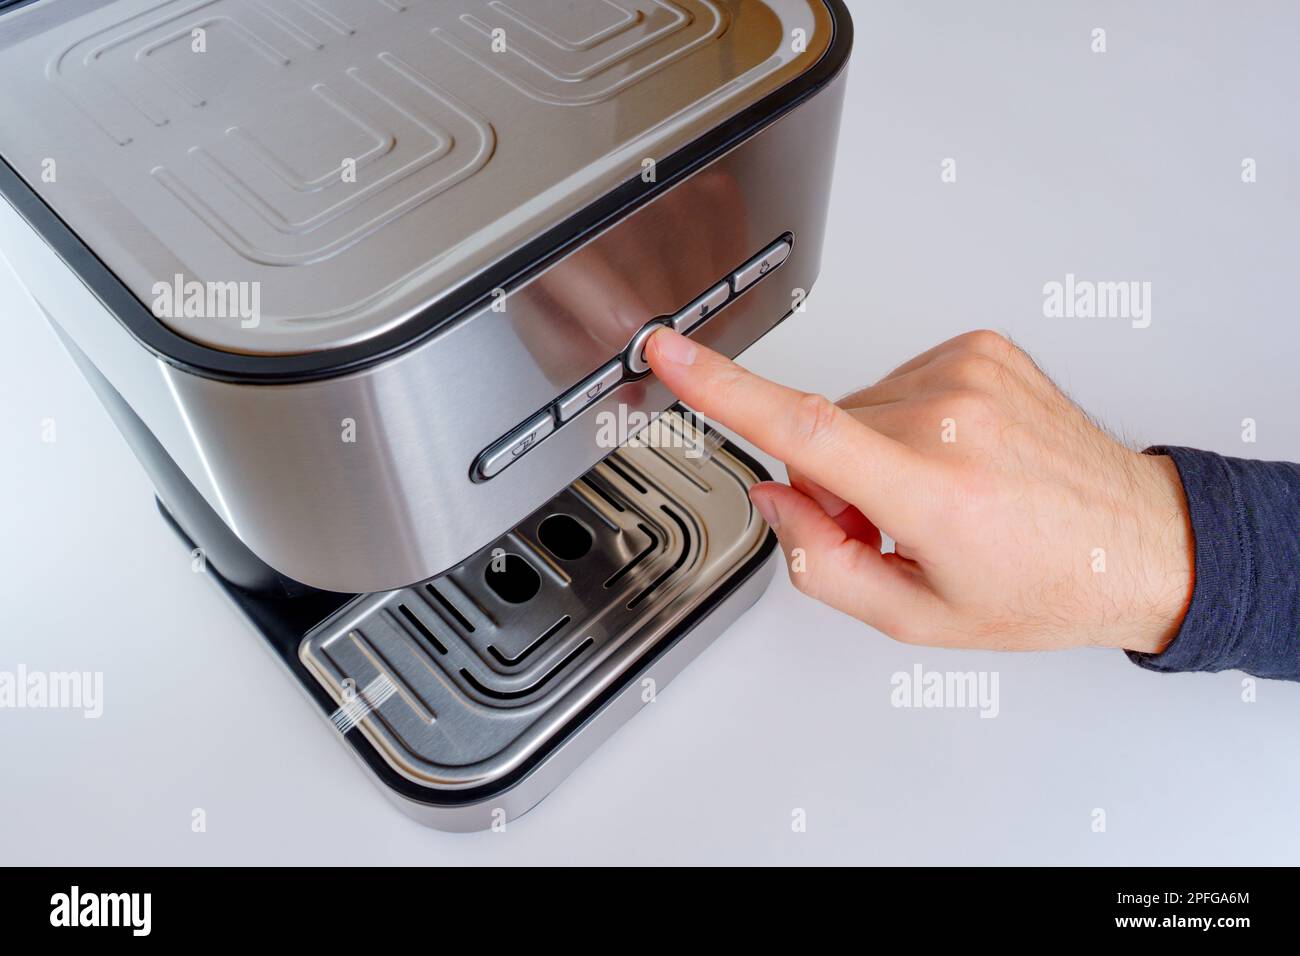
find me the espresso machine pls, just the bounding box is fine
[0,0,851,829]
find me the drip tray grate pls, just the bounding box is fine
[299,412,771,792]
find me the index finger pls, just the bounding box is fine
[645,327,936,537]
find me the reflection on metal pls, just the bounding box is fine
[300,413,770,792]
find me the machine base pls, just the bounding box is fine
[161,413,777,831]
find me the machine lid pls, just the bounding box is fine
[0,0,838,361]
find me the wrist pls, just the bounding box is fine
[1123,453,1195,655]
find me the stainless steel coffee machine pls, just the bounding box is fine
[0,0,851,829]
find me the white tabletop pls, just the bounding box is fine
[3,0,1298,865]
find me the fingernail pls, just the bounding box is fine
[648,327,697,368]
[750,487,780,530]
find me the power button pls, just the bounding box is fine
[623,320,670,375]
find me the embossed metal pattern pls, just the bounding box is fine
[299,417,770,790]
[0,0,832,354]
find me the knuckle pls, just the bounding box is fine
[957,329,1034,374]
[793,392,842,446]
[936,388,999,425]
[943,350,1002,389]
[956,328,1011,357]
[788,536,862,601]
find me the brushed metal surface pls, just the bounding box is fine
[4,61,848,591]
[378,556,777,831]
[0,0,833,354]
[300,418,773,805]
[280,512,779,832]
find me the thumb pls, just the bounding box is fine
[750,481,941,644]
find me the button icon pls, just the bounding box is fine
[672,283,730,334]
[477,410,556,479]
[556,360,624,422]
[731,239,792,293]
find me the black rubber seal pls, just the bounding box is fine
[0,0,853,384]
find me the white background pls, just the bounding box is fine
[2,0,1298,864]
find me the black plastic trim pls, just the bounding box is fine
[0,0,853,385]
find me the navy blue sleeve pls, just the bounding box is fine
[1125,446,1300,681]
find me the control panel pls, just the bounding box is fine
[472,235,793,481]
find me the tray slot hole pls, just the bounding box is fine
[627,506,693,610]
[461,637,595,701]
[397,603,448,655]
[538,512,594,560]
[425,583,475,633]
[603,522,659,589]
[484,553,542,604]
[580,474,625,512]
[603,457,647,494]
[487,614,571,668]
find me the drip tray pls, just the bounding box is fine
[296,412,776,824]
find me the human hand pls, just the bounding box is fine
[645,327,1194,654]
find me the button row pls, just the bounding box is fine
[624,239,789,374]
[475,237,793,480]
